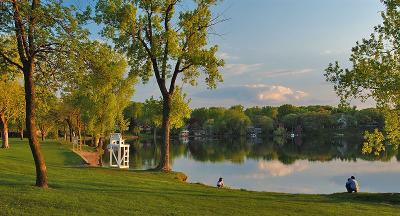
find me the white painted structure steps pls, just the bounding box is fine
[107,133,130,169]
[72,134,82,152]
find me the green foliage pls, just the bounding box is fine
[277,104,299,119]
[0,0,89,71]
[124,102,143,124]
[142,97,163,128]
[142,88,192,129]
[354,108,385,128]
[212,106,251,136]
[96,0,224,169]
[0,80,25,123]
[245,106,278,120]
[190,107,210,127]
[325,0,400,153]
[36,88,59,139]
[362,129,385,155]
[189,104,386,136]
[252,115,274,133]
[382,108,400,146]
[62,41,136,138]
[170,88,192,128]
[95,0,224,90]
[0,36,20,81]
[281,113,300,129]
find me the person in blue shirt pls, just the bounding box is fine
[346,176,359,193]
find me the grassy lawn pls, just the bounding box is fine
[0,138,399,215]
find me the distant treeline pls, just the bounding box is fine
[124,103,384,137]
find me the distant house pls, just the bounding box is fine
[140,125,152,132]
[180,130,189,137]
[247,126,262,135]
[192,129,206,137]
[337,114,348,129]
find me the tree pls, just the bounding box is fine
[0,80,24,148]
[169,88,192,129]
[36,89,58,141]
[253,115,274,134]
[216,107,251,136]
[325,0,400,154]
[142,88,192,140]
[96,0,224,171]
[277,104,299,120]
[142,97,163,140]
[124,102,143,135]
[281,113,299,130]
[262,106,278,119]
[0,0,87,187]
[65,41,135,148]
[0,36,24,146]
[10,103,26,140]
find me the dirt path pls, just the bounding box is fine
[73,150,100,166]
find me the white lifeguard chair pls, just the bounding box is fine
[107,133,130,168]
[72,133,82,151]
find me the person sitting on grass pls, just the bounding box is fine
[217,177,224,188]
[345,176,359,193]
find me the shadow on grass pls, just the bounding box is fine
[60,150,86,166]
[326,193,400,205]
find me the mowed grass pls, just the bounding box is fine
[0,139,399,216]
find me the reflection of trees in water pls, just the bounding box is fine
[127,130,399,169]
[128,138,188,169]
[187,137,251,164]
[130,139,160,169]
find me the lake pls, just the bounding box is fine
[108,131,400,194]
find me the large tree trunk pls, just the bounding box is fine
[19,127,24,140]
[94,135,100,147]
[41,130,45,141]
[23,62,48,188]
[157,95,171,171]
[97,137,104,166]
[65,118,73,142]
[39,125,46,141]
[153,127,157,141]
[83,124,86,146]
[0,112,9,149]
[129,117,135,134]
[76,115,82,146]
[63,125,67,141]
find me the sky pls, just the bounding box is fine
[71,0,384,108]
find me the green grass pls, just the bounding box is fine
[0,138,399,215]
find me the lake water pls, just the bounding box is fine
[110,131,400,194]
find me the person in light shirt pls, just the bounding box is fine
[345,176,360,193]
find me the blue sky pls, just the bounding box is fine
[71,0,383,108]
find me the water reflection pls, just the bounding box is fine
[107,131,400,193]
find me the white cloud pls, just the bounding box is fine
[223,64,314,78]
[321,49,347,56]
[256,85,309,102]
[223,63,263,75]
[194,84,309,105]
[217,52,240,60]
[261,68,314,78]
[258,160,309,177]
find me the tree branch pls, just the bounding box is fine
[179,63,193,73]
[161,2,175,79]
[169,58,181,93]
[11,0,29,63]
[28,0,39,57]
[0,51,23,70]
[137,32,168,96]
